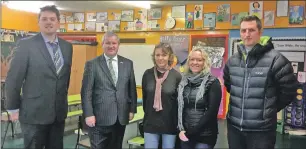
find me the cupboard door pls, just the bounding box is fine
[68,45,97,95]
[73,45,87,95]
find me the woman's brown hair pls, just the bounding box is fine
[151,43,175,66]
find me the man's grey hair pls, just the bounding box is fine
[102,31,120,44]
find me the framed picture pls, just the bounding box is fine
[289,5,304,25]
[121,10,134,22]
[264,11,275,26]
[276,0,288,17]
[108,20,121,32]
[96,12,108,23]
[172,5,185,18]
[86,12,96,22]
[73,12,85,23]
[148,8,162,20]
[60,14,66,23]
[204,12,216,28]
[249,1,263,19]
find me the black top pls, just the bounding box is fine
[142,67,182,134]
[183,78,222,145]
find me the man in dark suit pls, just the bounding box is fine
[81,31,137,149]
[5,5,73,149]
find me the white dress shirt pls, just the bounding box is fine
[104,54,118,82]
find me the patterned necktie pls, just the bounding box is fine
[49,42,63,74]
[108,58,117,84]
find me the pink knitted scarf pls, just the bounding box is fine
[153,67,170,111]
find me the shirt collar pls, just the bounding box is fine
[104,53,118,61]
[41,33,59,44]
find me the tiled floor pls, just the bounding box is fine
[2,119,306,149]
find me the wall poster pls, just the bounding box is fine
[160,35,190,73]
[1,29,37,80]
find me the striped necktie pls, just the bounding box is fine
[49,42,63,74]
[108,58,117,84]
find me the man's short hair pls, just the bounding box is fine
[39,5,60,21]
[240,15,262,30]
[102,32,120,44]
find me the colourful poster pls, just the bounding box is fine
[217,4,230,22]
[249,1,263,19]
[1,30,37,79]
[289,5,304,25]
[204,13,216,28]
[185,12,194,29]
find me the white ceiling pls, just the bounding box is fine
[55,1,210,12]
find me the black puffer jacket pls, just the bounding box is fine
[182,75,222,144]
[223,36,299,131]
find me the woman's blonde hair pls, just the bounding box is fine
[184,48,211,74]
[151,42,175,66]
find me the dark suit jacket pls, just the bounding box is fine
[5,33,73,124]
[81,55,137,126]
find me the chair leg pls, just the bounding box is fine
[1,119,10,149]
[75,116,81,149]
[2,111,11,149]
[10,121,14,138]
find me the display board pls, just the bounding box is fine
[117,44,155,86]
[1,29,37,80]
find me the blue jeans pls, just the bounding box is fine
[181,140,213,149]
[144,132,176,149]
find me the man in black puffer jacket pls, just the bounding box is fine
[223,15,299,149]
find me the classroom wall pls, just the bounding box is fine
[1,5,39,32]
[71,0,306,55]
[60,1,306,31]
[3,1,306,53]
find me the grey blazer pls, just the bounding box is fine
[81,55,137,126]
[5,33,73,124]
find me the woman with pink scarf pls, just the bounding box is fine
[141,43,182,148]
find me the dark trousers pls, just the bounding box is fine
[20,121,65,149]
[227,123,276,149]
[89,119,126,149]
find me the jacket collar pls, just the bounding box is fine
[238,36,274,58]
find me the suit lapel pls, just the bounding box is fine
[58,39,68,78]
[116,56,124,88]
[99,55,116,87]
[37,33,57,75]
